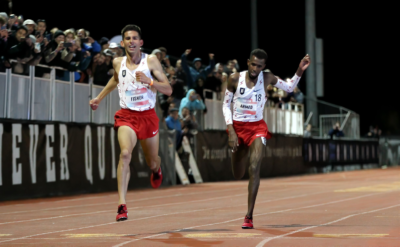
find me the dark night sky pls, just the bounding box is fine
[7,0,399,135]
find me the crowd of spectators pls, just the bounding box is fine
[1,12,305,151]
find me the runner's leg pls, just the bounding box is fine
[140,132,161,172]
[117,126,137,205]
[231,144,250,179]
[246,137,263,218]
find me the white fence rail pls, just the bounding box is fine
[203,97,304,136]
[0,65,119,124]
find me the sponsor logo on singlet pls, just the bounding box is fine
[240,88,245,94]
[122,70,126,77]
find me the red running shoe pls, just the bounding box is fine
[150,166,163,188]
[116,204,128,222]
[242,216,253,229]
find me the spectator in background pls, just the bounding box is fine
[92,49,113,86]
[179,89,206,117]
[328,122,344,139]
[109,42,123,58]
[22,19,36,35]
[165,108,183,150]
[99,37,109,51]
[284,86,304,108]
[151,48,162,61]
[204,69,222,93]
[77,28,100,55]
[36,19,51,43]
[170,73,185,108]
[220,72,228,98]
[44,30,75,79]
[224,59,239,75]
[181,49,215,88]
[304,124,312,138]
[0,16,8,71]
[181,106,198,135]
[174,59,187,90]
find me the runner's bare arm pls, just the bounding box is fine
[136,55,172,96]
[268,54,311,92]
[89,57,121,110]
[224,73,240,151]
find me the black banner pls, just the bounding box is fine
[196,131,305,182]
[303,138,379,166]
[0,119,158,201]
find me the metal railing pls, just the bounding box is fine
[200,91,304,136]
[1,63,118,124]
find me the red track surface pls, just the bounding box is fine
[0,167,399,246]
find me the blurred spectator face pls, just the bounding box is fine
[15,28,27,42]
[222,72,228,82]
[26,24,35,34]
[182,107,189,117]
[170,110,179,120]
[189,91,196,101]
[176,59,182,69]
[194,61,201,70]
[97,54,106,65]
[197,78,204,87]
[77,29,87,38]
[36,21,46,34]
[217,63,224,73]
[214,71,222,80]
[55,34,65,44]
[170,75,177,85]
[66,33,75,43]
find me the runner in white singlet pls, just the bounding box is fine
[222,49,311,229]
[89,25,172,222]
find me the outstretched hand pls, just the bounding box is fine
[89,98,100,111]
[299,54,311,71]
[185,49,191,56]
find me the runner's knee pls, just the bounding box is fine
[248,163,260,178]
[120,149,131,164]
[145,155,160,170]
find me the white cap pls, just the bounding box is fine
[151,49,161,55]
[109,42,119,49]
[23,19,36,26]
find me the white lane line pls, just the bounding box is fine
[0,193,246,226]
[111,192,386,247]
[255,203,400,247]
[0,191,321,243]
[0,187,245,215]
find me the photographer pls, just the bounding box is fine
[77,28,100,55]
[328,122,344,139]
[92,49,113,86]
[44,30,75,79]
[0,16,8,71]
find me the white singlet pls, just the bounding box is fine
[117,53,157,111]
[232,71,266,122]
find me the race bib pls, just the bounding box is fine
[235,100,257,115]
[125,88,149,108]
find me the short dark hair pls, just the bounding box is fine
[17,25,28,34]
[158,47,167,53]
[121,24,142,39]
[250,49,268,63]
[37,19,46,25]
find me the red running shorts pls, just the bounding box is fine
[228,120,272,146]
[114,108,159,140]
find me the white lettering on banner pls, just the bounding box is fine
[12,124,22,185]
[97,127,105,180]
[85,125,93,184]
[0,124,3,186]
[45,125,56,182]
[111,128,116,179]
[29,125,39,184]
[59,124,70,180]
